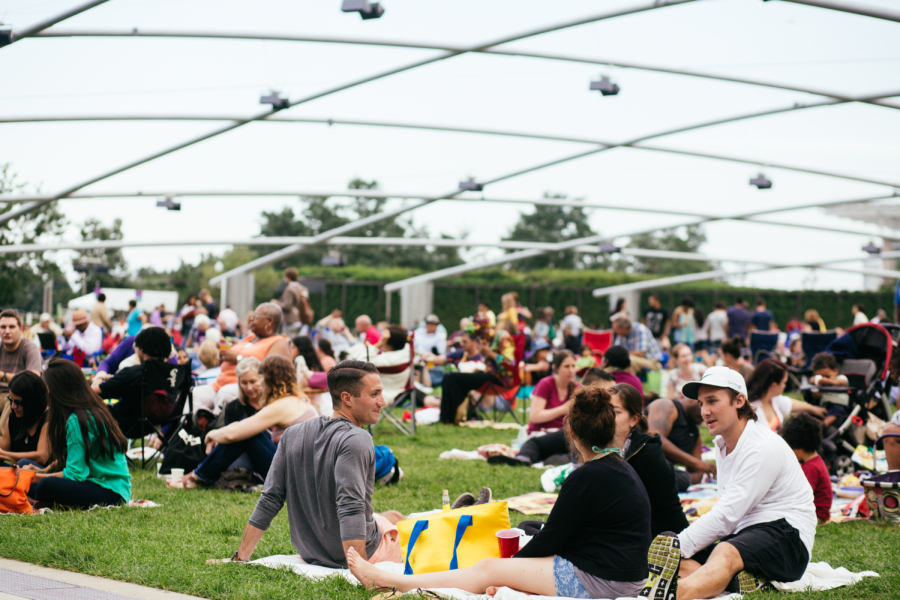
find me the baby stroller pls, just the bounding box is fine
[801,322,894,476]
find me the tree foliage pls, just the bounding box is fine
[255,179,464,272]
[76,217,129,289]
[0,163,74,312]
[502,193,608,271]
[621,224,716,275]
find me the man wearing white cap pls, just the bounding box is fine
[641,366,816,600]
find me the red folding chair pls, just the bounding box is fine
[474,334,527,424]
[374,332,417,436]
[577,329,613,376]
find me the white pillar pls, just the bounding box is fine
[400,282,433,329]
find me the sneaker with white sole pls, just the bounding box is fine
[451,492,476,509]
[641,532,681,600]
[736,570,769,595]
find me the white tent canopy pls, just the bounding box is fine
[67,288,179,314]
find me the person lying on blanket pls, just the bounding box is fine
[347,384,653,599]
[217,360,406,567]
[641,366,817,600]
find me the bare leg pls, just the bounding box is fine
[424,396,441,408]
[679,558,702,578]
[379,510,406,525]
[347,548,556,596]
[678,543,744,600]
[883,425,900,471]
[689,471,704,484]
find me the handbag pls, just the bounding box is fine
[398,501,511,574]
[0,462,35,514]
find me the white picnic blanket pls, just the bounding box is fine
[251,555,877,599]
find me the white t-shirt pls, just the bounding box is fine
[562,314,583,336]
[853,312,868,325]
[679,419,817,561]
[706,310,728,342]
[751,395,793,432]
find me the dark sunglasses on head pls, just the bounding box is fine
[7,395,23,406]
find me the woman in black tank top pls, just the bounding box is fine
[668,399,699,456]
[0,371,49,467]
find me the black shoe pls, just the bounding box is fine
[641,532,681,600]
[487,455,531,467]
[475,486,492,505]
[451,493,476,509]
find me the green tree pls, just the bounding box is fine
[75,217,129,290]
[503,193,605,271]
[622,224,715,275]
[0,163,74,312]
[255,178,464,274]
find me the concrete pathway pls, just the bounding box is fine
[0,558,206,600]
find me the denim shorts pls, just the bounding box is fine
[553,555,591,599]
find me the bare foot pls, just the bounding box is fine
[166,471,201,489]
[346,547,391,591]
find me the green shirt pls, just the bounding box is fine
[62,413,131,503]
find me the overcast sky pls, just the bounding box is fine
[2,0,899,293]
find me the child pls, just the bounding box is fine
[575,344,596,370]
[781,413,832,525]
[810,352,850,428]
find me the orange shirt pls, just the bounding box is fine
[212,334,281,391]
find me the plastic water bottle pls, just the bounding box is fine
[442,489,450,511]
[513,425,528,450]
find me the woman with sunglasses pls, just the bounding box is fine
[0,371,50,468]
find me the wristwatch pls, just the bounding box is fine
[236,354,243,362]
[0,372,7,384]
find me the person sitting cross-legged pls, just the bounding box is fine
[215,360,406,567]
[640,366,816,600]
[347,384,651,598]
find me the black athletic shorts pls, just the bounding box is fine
[690,518,809,583]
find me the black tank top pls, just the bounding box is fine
[7,414,43,454]
[667,400,699,455]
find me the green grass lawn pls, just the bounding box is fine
[1,422,899,599]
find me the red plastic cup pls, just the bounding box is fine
[496,529,521,558]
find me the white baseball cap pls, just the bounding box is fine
[681,366,748,400]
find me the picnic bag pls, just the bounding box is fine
[398,501,510,574]
[0,463,35,514]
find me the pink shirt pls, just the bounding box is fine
[611,371,645,403]
[528,376,579,433]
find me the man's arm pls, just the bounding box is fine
[648,400,710,473]
[230,522,266,562]
[342,539,369,561]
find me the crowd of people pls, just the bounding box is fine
[2,278,899,600]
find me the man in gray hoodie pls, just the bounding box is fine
[222,360,405,566]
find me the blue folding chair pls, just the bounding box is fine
[749,332,779,365]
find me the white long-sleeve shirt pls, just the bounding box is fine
[71,322,103,356]
[678,419,817,560]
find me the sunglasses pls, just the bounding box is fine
[7,395,23,407]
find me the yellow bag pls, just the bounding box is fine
[398,501,511,574]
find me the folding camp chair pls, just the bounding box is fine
[374,332,417,436]
[474,334,526,424]
[749,331,779,365]
[577,329,613,376]
[120,361,195,470]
